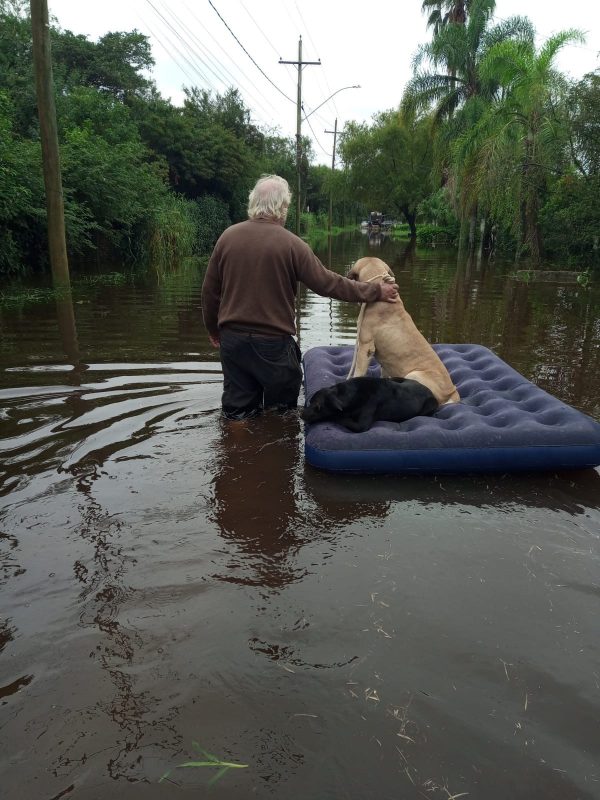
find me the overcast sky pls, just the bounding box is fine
[47,0,600,165]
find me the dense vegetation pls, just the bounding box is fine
[0,0,598,276]
[344,0,599,268]
[0,1,308,275]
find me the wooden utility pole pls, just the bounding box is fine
[30,0,70,287]
[279,37,320,236]
[325,118,338,234]
[325,118,338,266]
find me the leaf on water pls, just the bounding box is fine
[158,743,248,784]
[208,766,231,787]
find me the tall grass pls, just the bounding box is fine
[143,193,231,276]
[145,194,197,276]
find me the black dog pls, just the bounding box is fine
[301,376,439,432]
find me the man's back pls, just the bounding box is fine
[203,217,306,336]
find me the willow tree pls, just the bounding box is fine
[339,110,434,237]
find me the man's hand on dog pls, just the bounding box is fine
[379,283,399,303]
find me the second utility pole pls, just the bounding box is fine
[279,37,320,236]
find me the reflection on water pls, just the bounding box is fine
[1,235,600,799]
[210,414,307,590]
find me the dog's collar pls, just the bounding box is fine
[365,272,396,283]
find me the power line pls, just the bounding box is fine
[179,0,288,121]
[144,0,281,129]
[238,0,297,91]
[156,0,280,123]
[144,0,217,90]
[302,107,331,158]
[136,12,198,89]
[208,0,296,105]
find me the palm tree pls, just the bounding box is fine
[475,29,585,264]
[404,0,534,251]
[421,0,472,36]
[404,0,533,121]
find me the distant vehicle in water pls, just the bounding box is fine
[368,211,384,230]
[366,211,395,231]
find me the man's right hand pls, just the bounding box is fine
[209,333,220,348]
[379,283,399,303]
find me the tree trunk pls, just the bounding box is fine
[525,191,543,266]
[458,215,469,256]
[477,217,486,266]
[468,212,477,255]
[522,132,543,266]
[402,206,417,238]
[514,197,528,265]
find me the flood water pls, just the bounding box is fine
[1,233,600,800]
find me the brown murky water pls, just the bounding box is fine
[1,234,600,800]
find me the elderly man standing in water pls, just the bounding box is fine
[201,174,399,420]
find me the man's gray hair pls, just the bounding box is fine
[247,175,292,221]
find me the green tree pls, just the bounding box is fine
[477,29,585,263]
[340,110,434,236]
[51,29,155,100]
[566,71,600,179]
[0,91,46,273]
[58,87,170,251]
[404,0,534,251]
[0,2,37,135]
[133,88,263,219]
[539,72,600,267]
[404,0,533,121]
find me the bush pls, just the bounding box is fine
[417,188,458,228]
[190,195,231,254]
[0,92,46,275]
[416,224,458,246]
[540,175,600,269]
[143,194,198,274]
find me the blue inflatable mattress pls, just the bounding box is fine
[302,344,600,474]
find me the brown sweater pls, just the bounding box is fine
[201,218,383,337]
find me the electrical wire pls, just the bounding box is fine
[238,0,298,92]
[135,12,199,90]
[144,0,217,89]
[302,104,331,158]
[142,0,338,162]
[208,0,296,105]
[179,0,288,121]
[156,0,280,123]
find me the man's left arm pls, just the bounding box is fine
[297,249,397,304]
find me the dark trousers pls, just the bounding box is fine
[219,329,302,419]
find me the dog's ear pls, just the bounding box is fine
[347,263,359,280]
[330,395,344,412]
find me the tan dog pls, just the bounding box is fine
[347,257,460,405]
